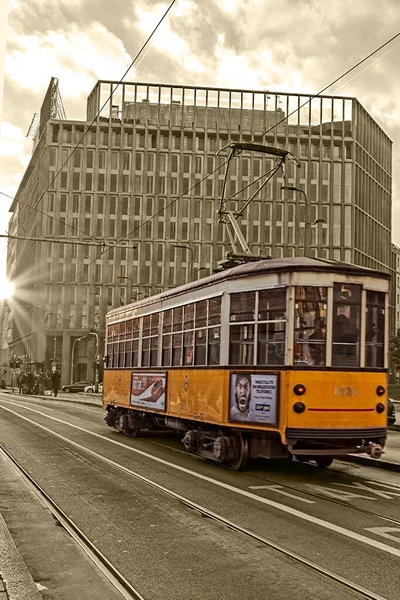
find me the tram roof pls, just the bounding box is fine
[108,257,390,318]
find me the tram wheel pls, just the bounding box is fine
[229,434,249,471]
[314,456,333,468]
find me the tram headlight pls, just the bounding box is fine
[376,385,385,397]
[376,402,385,414]
[293,384,306,396]
[293,402,306,414]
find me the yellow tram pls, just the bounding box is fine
[103,257,390,470]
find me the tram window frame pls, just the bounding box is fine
[293,286,327,367]
[365,290,385,368]
[229,288,287,366]
[332,283,361,368]
[257,288,287,366]
[132,319,140,367]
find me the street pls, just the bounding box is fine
[1,391,400,599]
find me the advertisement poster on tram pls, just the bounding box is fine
[130,372,167,411]
[229,372,278,425]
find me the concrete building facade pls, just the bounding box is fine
[3,80,392,384]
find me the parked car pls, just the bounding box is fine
[84,382,103,393]
[61,380,93,393]
[388,398,397,426]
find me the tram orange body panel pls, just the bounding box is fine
[103,370,131,407]
[285,371,387,430]
[167,370,226,423]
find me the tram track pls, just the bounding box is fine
[137,435,400,527]
[0,445,146,600]
[0,401,395,600]
[5,395,400,529]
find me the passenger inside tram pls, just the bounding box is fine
[307,317,326,366]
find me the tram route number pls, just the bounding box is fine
[334,386,358,396]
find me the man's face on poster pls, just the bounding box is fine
[235,376,251,412]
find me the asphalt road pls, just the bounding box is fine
[1,391,400,600]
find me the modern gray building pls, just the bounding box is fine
[3,79,392,384]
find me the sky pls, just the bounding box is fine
[1,0,400,289]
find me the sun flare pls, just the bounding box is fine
[0,278,14,300]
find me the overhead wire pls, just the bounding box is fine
[74,29,400,283]
[4,23,399,283]
[15,0,176,266]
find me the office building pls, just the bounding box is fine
[4,79,392,383]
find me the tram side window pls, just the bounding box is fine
[332,283,361,367]
[132,319,140,367]
[230,292,255,365]
[112,323,120,367]
[194,300,207,366]
[118,321,126,367]
[257,288,286,366]
[162,310,172,366]
[150,313,159,366]
[183,304,195,365]
[141,316,151,367]
[106,324,115,367]
[125,320,133,367]
[294,287,327,367]
[365,291,385,368]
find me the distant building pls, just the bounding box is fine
[3,79,392,383]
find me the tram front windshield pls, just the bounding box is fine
[294,284,385,368]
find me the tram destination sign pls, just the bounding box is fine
[229,372,278,425]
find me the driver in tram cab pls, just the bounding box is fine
[230,373,251,420]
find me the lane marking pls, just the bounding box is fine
[304,484,377,501]
[333,482,400,500]
[1,399,400,559]
[248,484,315,504]
[365,527,400,544]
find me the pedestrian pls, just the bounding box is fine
[38,370,45,395]
[17,372,24,394]
[52,370,60,397]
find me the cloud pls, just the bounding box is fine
[2,0,400,250]
[5,21,132,98]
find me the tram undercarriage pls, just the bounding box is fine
[105,405,385,470]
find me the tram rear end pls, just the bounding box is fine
[283,370,387,466]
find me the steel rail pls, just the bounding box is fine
[7,394,400,529]
[0,400,392,599]
[0,445,146,600]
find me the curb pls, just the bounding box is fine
[36,395,102,409]
[0,515,43,600]
[343,455,400,473]
[0,390,101,410]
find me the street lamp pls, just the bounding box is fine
[70,336,86,384]
[281,186,308,257]
[88,331,99,392]
[173,244,194,284]
[118,276,134,303]
[193,266,208,280]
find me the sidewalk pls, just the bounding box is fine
[0,388,102,408]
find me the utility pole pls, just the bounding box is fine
[88,331,99,392]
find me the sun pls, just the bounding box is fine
[0,278,14,300]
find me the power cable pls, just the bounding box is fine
[16,0,176,264]
[0,190,104,243]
